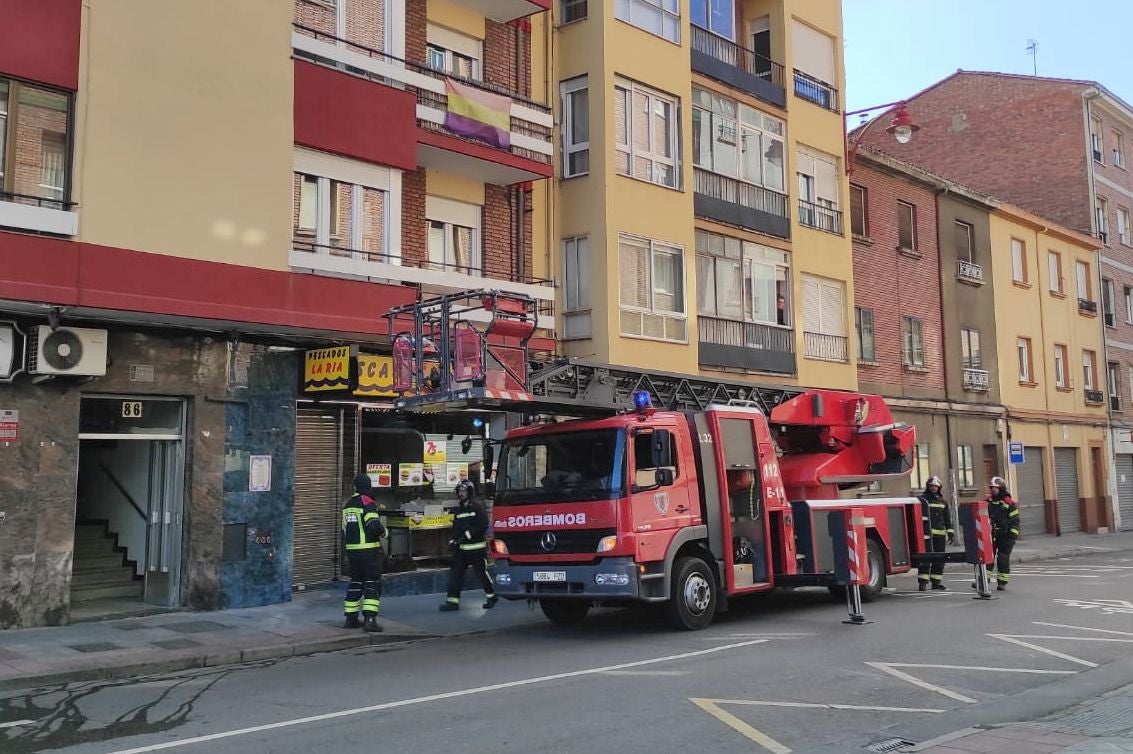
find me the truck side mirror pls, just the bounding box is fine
[483,443,495,474]
[652,429,674,468]
[655,467,675,487]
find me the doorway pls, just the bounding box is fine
[73,397,186,619]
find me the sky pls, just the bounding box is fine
[843,0,1133,117]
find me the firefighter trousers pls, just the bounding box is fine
[445,547,494,604]
[992,534,1015,585]
[917,534,947,583]
[345,549,384,617]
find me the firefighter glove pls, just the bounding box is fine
[947,533,955,545]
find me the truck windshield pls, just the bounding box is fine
[495,429,625,505]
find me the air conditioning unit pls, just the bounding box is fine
[27,326,108,376]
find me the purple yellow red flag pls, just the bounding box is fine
[444,77,511,149]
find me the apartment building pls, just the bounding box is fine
[990,204,1110,534]
[855,70,1133,531]
[553,0,856,390]
[0,0,552,628]
[849,147,1002,504]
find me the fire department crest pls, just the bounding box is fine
[654,492,669,515]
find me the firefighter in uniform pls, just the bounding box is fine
[439,479,498,611]
[342,474,386,632]
[987,476,1020,590]
[917,476,954,591]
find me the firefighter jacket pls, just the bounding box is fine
[342,494,385,551]
[451,501,489,551]
[988,493,1020,540]
[919,490,953,537]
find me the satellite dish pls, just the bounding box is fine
[42,328,83,371]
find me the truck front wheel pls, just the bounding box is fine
[667,557,717,631]
[539,599,590,626]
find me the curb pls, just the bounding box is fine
[1013,544,1124,564]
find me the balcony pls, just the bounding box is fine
[803,332,848,363]
[1111,395,1122,412]
[690,25,786,108]
[698,316,795,375]
[798,198,842,235]
[0,191,79,237]
[693,168,790,239]
[793,70,839,112]
[1079,298,1098,315]
[957,259,984,285]
[289,241,555,329]
[447,0,549,22]
[1085,389,1105,405]
[962,368,990,392]
[292,24,554,184]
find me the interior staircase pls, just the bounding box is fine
[71,521,144,603]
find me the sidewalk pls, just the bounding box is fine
[0,530,1129,692]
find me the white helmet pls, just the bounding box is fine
[990,476,1007,489]
[926,475,942,488]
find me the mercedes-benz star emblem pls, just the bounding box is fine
[540,531,557,552]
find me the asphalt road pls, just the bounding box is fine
[2,552,1132,754]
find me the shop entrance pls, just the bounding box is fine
[73,396,186,619]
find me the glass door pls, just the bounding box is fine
[143,439,184,606]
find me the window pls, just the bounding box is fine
[1097,196,1109,242]
[1091,116,1103,161]
[749,16,772,76]
[297,174,319,233]
[615,79,680,189]
[1054,344,1068,388]
[426,195,481,274]
[560,0,587,24]
[561,76,589,178]
[1109,362,1121,408]
[291,150,397,260]
[696,230,791,326]
[691,88,785,192]
[954,220,975,263]
[796,147,840,232]
[1017,337,1033,383]
[614,0,680,43]
[691,0,735,39]
[1048,251,1064,294]
[855,307,875,362]
[897,201,917,251]
[562,236,591,339]
[426,25,482,79]
[1118,207,1131,245]
[849,185,868,237]
[1126,285,1133,324]
[1104,278,1117,327]
[0,78,73,207]
[791,20,836,109]
[1114,129,1126,169]
[901,316,924,368]
[801,275,846,361]
[960,327,981,369]
[956,445,975,489]
[1083,350,1098,391]
[1010,237,1027,283]
[909,444,931,490]
[619,234,687,342]
[1076,260,1092,302]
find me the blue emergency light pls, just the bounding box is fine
[632,390,653,411]
[471,416,484,429]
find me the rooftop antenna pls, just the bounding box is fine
[1026,39,1039,76]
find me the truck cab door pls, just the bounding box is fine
[628,427,694,562]
[717,416,769,589]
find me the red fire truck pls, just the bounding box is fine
[387,291,992,630]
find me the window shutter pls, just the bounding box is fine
[620,237,650,309]
[819,282,844,335]
[814,153,838,205]
[791,20,835,83]
[801,277,821,332]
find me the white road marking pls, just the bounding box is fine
[705,699,946,713]
[865,662,1076,705]
[600,670,689,676]
[988,634,1098,668]
[0,719,36,730]
[106,639,770,754]
[1034,622,1133,636]
[702,633,814,640]
[1001,634,1133,643]
[865,663,978,704]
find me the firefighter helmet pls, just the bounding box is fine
[926,475,942,488]
[455,478,475,502]
[989,476,1007,489]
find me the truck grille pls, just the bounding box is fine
[495,528,616,555]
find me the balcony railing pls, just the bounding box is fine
[798,198,842,235]
[690,25,785,106]
[793,70,839,112]
[693,168,789,238]
[1085,389,1105,405]
[699,316,794,351]
[0,190,75,211]
[803,332,848,362]
[292,23,552,164]
[1079,298,1098,314]
[957,259,984,284]
[963,368,990,392]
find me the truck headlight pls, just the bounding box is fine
[596,535,617,553]
[496,573,511,584]
[594,573,629,586]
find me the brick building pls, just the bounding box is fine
[857,70,1133,532]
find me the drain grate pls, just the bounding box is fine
[867,738,916,753]
[67,642,122,653]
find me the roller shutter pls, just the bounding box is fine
[1115,454,1133,531]
[1015,447,1047,537]
[292,409,343,588]
[1054,447,1081,534]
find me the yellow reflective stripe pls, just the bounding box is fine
[931,529,948,535]
[1009,529,1020,536]
[1008,509,1020,517]
[928,503,946,508]
[454,512,476,519]
[345,542,382,550]
[459,541,487,550]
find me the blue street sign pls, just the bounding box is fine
[1009,442,1025,465]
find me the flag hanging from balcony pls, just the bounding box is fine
[444,77,511,150]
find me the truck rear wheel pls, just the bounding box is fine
[539,599,590,626]
[667,557,717,631]
[827,538,886,603]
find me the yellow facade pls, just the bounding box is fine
[75,0,294,269]
[989,206,1108,520]
[553,0,855,388]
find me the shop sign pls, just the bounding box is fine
[249,455,272,492]
[367,463,392,488]
[0,409,18,443]
[398,462,424,486]
[446,462,469,485]
[424,435,447,465]
[355,354,396,397]
[303,346,352,393]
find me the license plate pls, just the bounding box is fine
[533,571,567,582]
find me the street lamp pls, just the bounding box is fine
[844,100,920,176]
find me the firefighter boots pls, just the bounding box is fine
[343,614,361,629]
[932,583,947,591]
[363,616,383,632]
[484,594,499,609]
[438,602,459,612]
